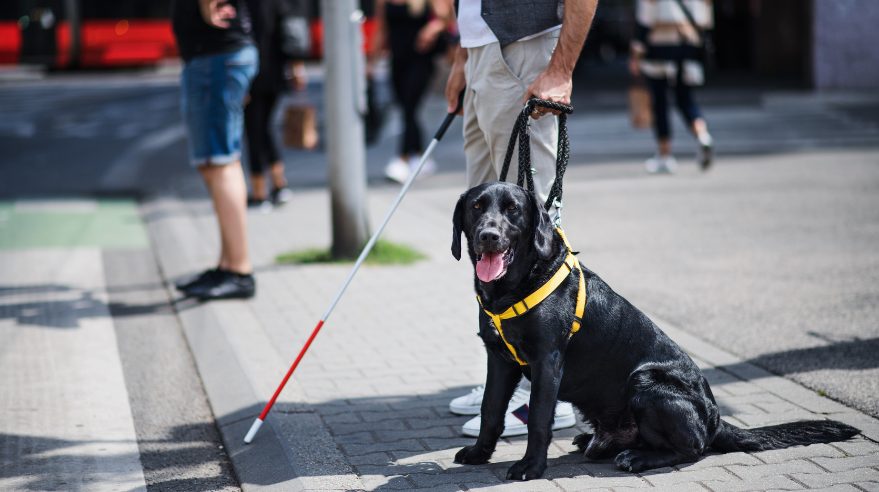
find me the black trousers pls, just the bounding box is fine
[646,74,703,140]
[391,54,434,156]
[244,90,281,175]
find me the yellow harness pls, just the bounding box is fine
[477,228,587,366]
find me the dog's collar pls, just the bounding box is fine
[477,228,587,366]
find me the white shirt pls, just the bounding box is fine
[458,0,562,48]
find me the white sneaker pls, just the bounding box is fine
[384,156,410,183]
[450,385,485,415]
[461,392,577,437]
[408,155,436,179]
[645,154,677,174]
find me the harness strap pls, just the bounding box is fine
[477,228,586,365]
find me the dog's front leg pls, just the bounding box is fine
[455,350,521,465]
[506,349,563,480]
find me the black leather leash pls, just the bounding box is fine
[498,97,574,211]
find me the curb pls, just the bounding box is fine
[141,195,362,491]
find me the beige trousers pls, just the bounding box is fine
[463,30,560,206]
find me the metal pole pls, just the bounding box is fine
[323,0,369,259]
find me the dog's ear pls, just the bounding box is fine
[529,191,554,259]
[451,192,466,261]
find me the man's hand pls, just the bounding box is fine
[524,0,598,120]
[524,65,572,119]
[445,44,467,114]
[199,0,236,29]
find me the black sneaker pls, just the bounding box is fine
[271,187,293,206]
[175,268,219,292]
[188,270,255,300]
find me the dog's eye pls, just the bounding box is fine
[473,204,480,210]
[507,205,516,210]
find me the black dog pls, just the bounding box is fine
[451,182,858,480]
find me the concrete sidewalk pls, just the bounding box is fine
[144,150,879,491]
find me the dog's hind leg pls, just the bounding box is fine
[455,350,521,465]
[617,372,715,472]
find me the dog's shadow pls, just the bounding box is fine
[307,385,738,489]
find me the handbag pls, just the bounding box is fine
[672,0,715,70]
[628,79,653,129]
[283,105,319,149]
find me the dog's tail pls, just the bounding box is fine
[711,419,859,453]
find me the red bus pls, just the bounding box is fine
[0,0,375,69]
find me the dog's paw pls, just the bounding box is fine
[614,450,648,473]
[505,457,546,481]
[454,445,491,465]
[572,432,593,452]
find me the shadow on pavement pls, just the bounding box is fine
[745,337,879,374]
[0,424,235,492]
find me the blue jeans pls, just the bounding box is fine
[181,46,258,166]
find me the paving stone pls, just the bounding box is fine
[361,407,438,422]
[792,485,863,492]
[642,466,737,486]
[791,467,879,488]
[356,461,444,476]
[421,437,484,451]
[540,463,594,480]
[342,440,426,456]
[465,479,562,491]
[334,431,376,445]
[406,416,471,430]
[409,469,503,487]
[358,474,412,490]
[327,419,408,435]
[829,438,879,457]
[347,452,393,466]
[375,426,457,442]
[322,412,363,424]
[631,484,712,492]
[811,455,879,472]
[726,459,825,480]
[854,480,879,492]
[751,443,846,463]
[701,475,804,491]
[553,475,652,490]
[677,452,764,471]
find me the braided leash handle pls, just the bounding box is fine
[498,98,574,211]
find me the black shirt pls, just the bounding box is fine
[250,0,292,94]
[172,0,255,61]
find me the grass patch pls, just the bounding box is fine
[817,390,827,397]
[276,239,427,265]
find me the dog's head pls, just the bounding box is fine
[451,182,555,283]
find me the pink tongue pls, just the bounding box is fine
[476,252,505,282]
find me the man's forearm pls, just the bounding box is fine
[548,0,598,75]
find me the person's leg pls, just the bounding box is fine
[384,56,414,182]
[198,162,251,274]
[400,55,434,157]
[244,91,270,201]
[647,75,671,155]
[674,79,713,169]
[465,32,559,206]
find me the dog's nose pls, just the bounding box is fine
[480,230,500,243]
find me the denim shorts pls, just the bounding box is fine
[180,45,258,166]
